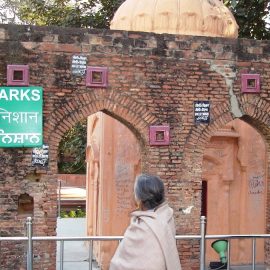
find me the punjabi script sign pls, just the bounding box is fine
[0,86,43,147]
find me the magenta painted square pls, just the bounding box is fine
[7,65,29,86]
[241,74,260,93]
[86,66,108,87]
[149,125,170,146]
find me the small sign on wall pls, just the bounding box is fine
[194,101,210,124]
[0,86,43,147]
[32,144,49,167]
[71,55,87,76]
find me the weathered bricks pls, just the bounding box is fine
[0,24,270,269]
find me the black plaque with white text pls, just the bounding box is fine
[71,55,87,76]
[32,144,49,167]
[194,101,210,124]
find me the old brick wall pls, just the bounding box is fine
[0,24,270,269]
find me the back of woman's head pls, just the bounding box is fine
[134,174,165,210]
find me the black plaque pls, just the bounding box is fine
[194,101,210,124]
[32,144,49,167]
[71,55,87,76]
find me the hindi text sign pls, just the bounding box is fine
[0,86,43,147]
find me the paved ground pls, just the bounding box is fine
[56,217,100,270]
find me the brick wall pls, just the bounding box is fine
[0,24,270,269]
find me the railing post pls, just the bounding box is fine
[252,238,256,270]
[88,240,93,270]
[60,240,64,270]
[227,240,230,270]
[26,217,33,270]
[200,216,206,270]
[58,180,61,218]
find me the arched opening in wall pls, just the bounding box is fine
[18,193,34,216]
[56,111,142,269]
[202,119,268,267]
[56,118,88,269]
[57,118,87,217]
[86,111,141,269]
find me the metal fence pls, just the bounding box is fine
[0,216,270,270]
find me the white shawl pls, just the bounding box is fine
[110,202,181,270]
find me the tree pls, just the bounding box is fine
[18,0,125,28]
[0,0,23,23]
[58,119,87,174]
[224,0,270,39]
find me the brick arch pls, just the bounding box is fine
[44,90,157,172]
[182,96,270,263]
[183,96,270,176]
[182,100,233,178]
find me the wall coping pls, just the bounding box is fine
[0,24,269,62]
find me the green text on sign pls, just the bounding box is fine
[0,87,43,147]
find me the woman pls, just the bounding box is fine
[110,174,181,270]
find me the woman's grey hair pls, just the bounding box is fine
[134,174,165,210]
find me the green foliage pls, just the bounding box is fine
[0,0,22,23]
[60,208,86,218]
[60,210,69,218]
[68,210,77,217]
[17,0,125,28]
[58,119,87,174]
[224,0,270,39]
[76,208,86,217]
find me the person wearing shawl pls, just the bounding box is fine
[110,174,182,270]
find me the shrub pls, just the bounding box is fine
[60,209,86,218]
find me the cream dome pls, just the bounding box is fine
[110,0,238,38]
